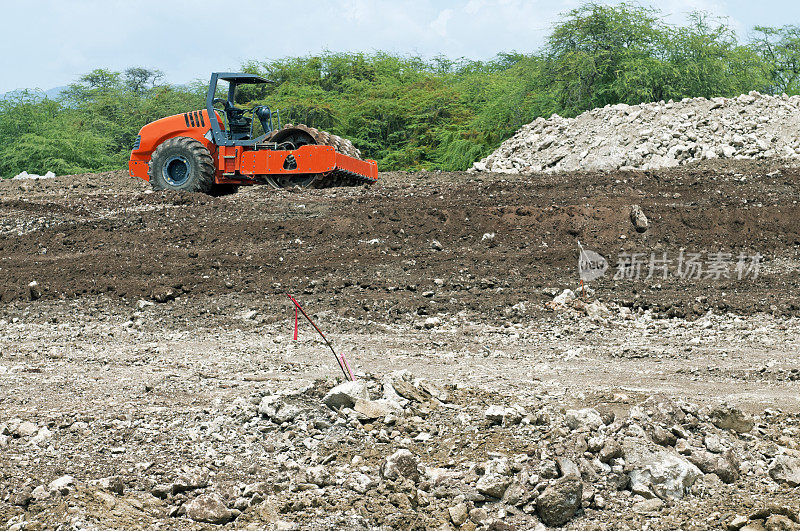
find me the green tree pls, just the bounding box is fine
[751,25,800,94]
[543,3,664,114]
[125,67,165,96]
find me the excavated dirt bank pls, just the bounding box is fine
[1,160,799,320]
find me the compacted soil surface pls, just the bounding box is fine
[0,161,799,530]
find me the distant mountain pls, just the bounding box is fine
[1,85,68,101]
[44,86,67,99]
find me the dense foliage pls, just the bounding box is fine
[2,3,799,177]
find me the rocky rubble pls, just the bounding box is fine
[3,369,800,529]
[475,91,800,173]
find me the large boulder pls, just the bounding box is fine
[536,477,583,527]
[687,450,740,483]
[323,381,369,410]
[625,439,701,499]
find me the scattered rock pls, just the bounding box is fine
[48,475,75,495]
[470,507,490,525]
[385,370,431,402]
[185,494,235,525]
[768,455,800,487]
[344,473,378,494]
[484,404,524,426]
[449,503,469,527]
[94,476,125,495]
[765,515,795,531]
[476,472,512,499]
[11,486,32,507]
[633,498,664,514]
[502,481,530,507]
[536,477,583,527]
[629,205,649,233]
[709,403,754,433]
[151,286,178,303]
[727,514,749,530]
[258,395,301,423]
[687,450,740,483]
[565,408,604,431]
[599,439,623,463]
[354,398,401,420]
[28,281,41,301]
[15,421,38,438]
[152,484,172,499]
[172,468,209,493]
[304,465,332,487]
[381,449,421,483]
[31,485,50,501]
[556,456,580,479]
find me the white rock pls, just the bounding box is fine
[381,449,420,482]
[48,475,75,494]
[565,408,604,431]
[552,289,576,306]
[769,455,800,486]
[258,395,301,423]
[626,443,701,499]
[485,405,507,425]
[344,473,378,494]
[477,91,800,173]
[30,427,53,446]
[476,473,511,498]
[304,465,332,487]
[423,317,441,329]
[323,381,369,410]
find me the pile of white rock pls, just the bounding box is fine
[475,91,800,174]
[12,171,56,180]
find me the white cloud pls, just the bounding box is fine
[343,0,371,22]
[465,0,487,15]
[431,8,454,37]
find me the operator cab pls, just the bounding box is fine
[208,72,279,146]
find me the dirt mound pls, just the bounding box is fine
[476,91,800,174]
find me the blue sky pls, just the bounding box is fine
[2,0,799,93]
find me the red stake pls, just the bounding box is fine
[287,294,355,381]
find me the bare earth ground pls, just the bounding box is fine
[0,162,799,530]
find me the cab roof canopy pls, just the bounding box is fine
[214,72,270,84]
